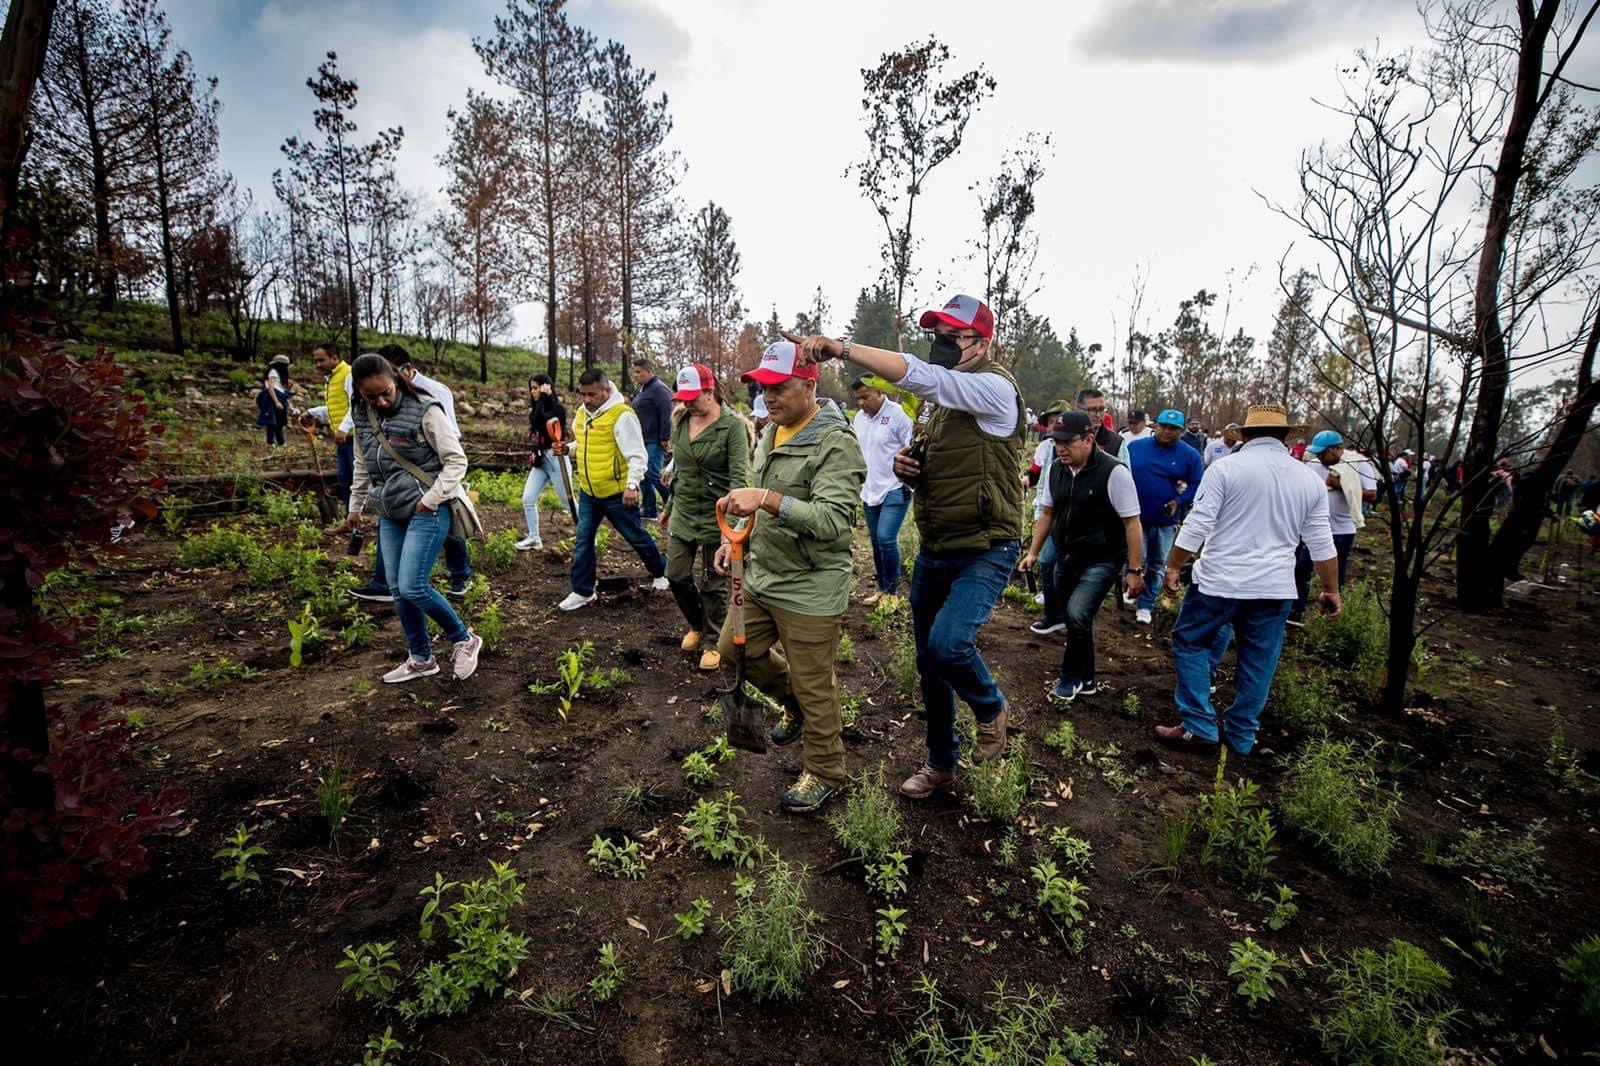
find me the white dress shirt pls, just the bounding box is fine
[1175,437,1336,599]
[853,400,914,506]
[892,353,1019,437]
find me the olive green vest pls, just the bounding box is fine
[911,362,1028,553]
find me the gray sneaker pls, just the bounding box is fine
[383,657,439,684]
[452,633,482,681]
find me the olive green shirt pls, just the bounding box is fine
[745,400,866,617]
[667,405,751,543]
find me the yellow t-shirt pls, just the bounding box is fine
[773,408,817,449]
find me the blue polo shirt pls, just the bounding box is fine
[1127,435,1206,527]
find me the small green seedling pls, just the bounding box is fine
[216,823,266,890]
[674,897,714,939]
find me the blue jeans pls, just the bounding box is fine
[334,438,354,511]
[371,527,471,589]
[520,452,572,539]
[1137,524,1180,611]
[378,509,469,662]
[1037,534,1061,623]
[1056,557,1120,686]
[911,541,1020,772]
[570,490,666,596]
[863,487,911,593]
[641,442,671,519]
[1170,587,1293,754]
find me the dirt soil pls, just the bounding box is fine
[2,489,1598,1065]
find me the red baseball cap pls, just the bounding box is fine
[673,363,714,401]
[918,293,994,339]
[742,341,820,386]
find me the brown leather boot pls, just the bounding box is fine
[973,701,1010,764]
[899,764,955,799]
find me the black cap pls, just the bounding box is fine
[1047,411,1095,441]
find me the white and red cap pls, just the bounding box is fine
[674,363,714,401]
[918,293,994,339]
[742,341,820,386]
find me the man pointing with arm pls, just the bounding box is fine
[784,293,1029,800]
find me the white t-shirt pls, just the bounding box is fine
[1316,458,1378,535]
[852,400,914,506]
[1121,426,1152,442]
[1039,457,1141,518]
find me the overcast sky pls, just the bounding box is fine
[156,0,1593,375]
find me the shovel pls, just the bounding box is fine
[716,499,766,754]
[546,417,579,523]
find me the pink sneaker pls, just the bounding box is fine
[383,657,440,684]
[452,633,483,681]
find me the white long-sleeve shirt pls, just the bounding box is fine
[578,387,647,491]
[853,400,915,506]
[409,370,458,434]
[1175,437,1336,600]
[892,352,1019,437]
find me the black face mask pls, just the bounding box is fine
[929,333,966,369]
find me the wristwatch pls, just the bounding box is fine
[1124,563,1144,575]
[840,336,853,362]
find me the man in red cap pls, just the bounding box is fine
[784,293,1029,800]
[716,341,865,814]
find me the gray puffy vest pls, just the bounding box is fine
[352,390,443,520]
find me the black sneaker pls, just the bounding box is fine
[1078,679,1099,696]
[446,578,471,599]
[349,582,393,603]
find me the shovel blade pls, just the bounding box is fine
[721,689,767,754]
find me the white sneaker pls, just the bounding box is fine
[557,591,597,611]
[650,576,670,591]
[1122,591,1136,607]
[383,657,440,684]
[1135,608,1152,625]
[1033,592,1045,606]
[515,535,542,551]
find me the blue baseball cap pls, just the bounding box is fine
[1307,430,1344,454]
[1156,408,1185,428]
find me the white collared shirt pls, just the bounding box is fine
[1175,437,1336,599]
[853,400,914,506]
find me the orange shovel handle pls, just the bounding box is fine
[715,498,755,560]
[545,417,563,443]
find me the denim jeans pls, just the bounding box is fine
[1294,532,1356,610]
[378,509,469,662]
[641,442,672,519]
[334,438,354,511]
[570,490,666,596]
[1170,587,1293,754]
[1056,557,1120,686]
[1137,524,1180,611]
[911,541,1020,772]
[864,486,911,593]
[520,451,572,540]
[371,526,471,589]
[1037,534,1061,623]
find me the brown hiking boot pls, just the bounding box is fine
[899,764,955,800]
[972,701,1010,764]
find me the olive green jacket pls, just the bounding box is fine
[745,400,866,617]
[667,406,751,544]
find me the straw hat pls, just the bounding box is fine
[269,353,290,367]
[1223,403,1308,443]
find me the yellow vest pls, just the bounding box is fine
[326,360,351,430]
[575,402,632,498]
